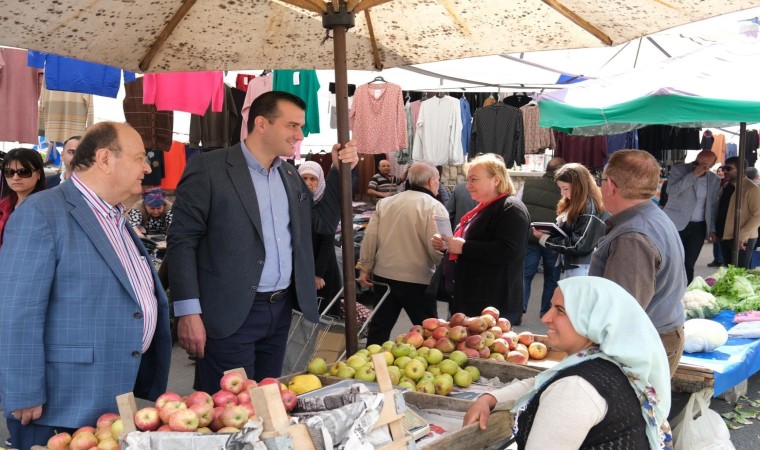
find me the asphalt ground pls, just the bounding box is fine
[2,243,759,448]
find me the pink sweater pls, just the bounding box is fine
[142,72,224,116]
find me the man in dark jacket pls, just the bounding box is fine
[520,157,564,317]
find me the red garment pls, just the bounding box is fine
[0,193,18,247]
[450,192,508,260]
[142,72,224,115]
[553,131,608,170]
[161,142,187,190]
[0,48,42,144]
[236,74,255,92]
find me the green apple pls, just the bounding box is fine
[346,354,368,370]
[355,349,371,358]
[449,350,468,367]
[404,359,426,381]
[439,359,459,376]
[425,348,444,365]
[355,364,377,382]
[407,348,418,359]
[436,373,453,385]
[433,374,454,396]
[464,365,481,382]
[453,369,472,388]
[307,357,328,375]
[387,365,401,384]
[428,365,442,376]
[394,356,412,369]
[420,371,435,383]
[416,347,430,358]
[413,356,429,370]
[416,379,435,394]
[366,344,383,354]
[381,341,395,352]
[398,380,417,391]
[329,361,345,376]
[336,365,356,379]
[381,351,395,366]
[391,344,411,359]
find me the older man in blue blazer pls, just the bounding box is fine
[663,150,721,283]
[0,122,172,450]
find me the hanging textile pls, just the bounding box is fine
[273,69,320,136]
[328,82,356,129]
[229,85,247,147]
[637,125,700,160]
[123,77,174,151]
[161,141,187,190]
[460,97,472,156]
[143,72,224,115]
[606,131,639,157]
[553,131,608,170]
[726,142,738,159]
[0,48,42,144]
[744,129,759,167]
[470,103,525,168]
[349,82,407,154]
[38,80,94,143]
[236,74,255,92]
[189,85,238,150]
[711,133,726,164]
[240,74,273,142]
[701,130,715,151]
[143,148,165,186]
[413,96,464,166]
[520,103,555,155]
[28,51,134,99]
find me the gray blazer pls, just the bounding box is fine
[167,144,342,339]
[663,162,720,235]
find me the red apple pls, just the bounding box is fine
[220,372,247,394]
[507,350,528,365]
[237,391,251,405]
[503,331,519,350]
[434,337,455,353]
[95,427,113,442]
[134,406,162,431]
[209,406,226,431]
[478,346,491,358]
[465,334,485,350]
[515,343,530,359]
[489,353,506,361]
[280,389,298,412]
[517,331,535,346]
[157,424,172,432]
[221,405,250,429]
[490,338,509,356]
[481,314,496,328]
[155,392,183,410]
[96,412,121,429]
[422,336,437,348]
[98,437,120,449]
[69,431,98,450]
[190,403,215,428]
[489,326,503,338]
[408,324,424,335]
[404,331,425,349]
[497,318,511,333]
[240,402,256,418]
[466,316,488,334]
[169,408,199,432]
[212,389,239,408]
[242,379,258,391]
[462,347,480,358]
[217,426,241,433]
[159,401,187,423]
[455,340,467,351]
[184,390,214,408]
[47,432,72,450]
[528,342,548,360]
[432,326,450,340]
[73,426,96,437]
[480,330,496,347]
[481,306,500,320]
[422,328,433,338]
[258,377,281,388]
[422,317,441,331]
[449,312,468,327]
[448,325,468,343]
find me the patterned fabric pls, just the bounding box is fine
[0,48,41,144]
[520,103,555,154]
[127,205,173,235]
[513,277,672,450]
[123,77,174,151]
[367,173,401,195]
[470,103,525,168]
[38,81,94,143]
[350,82,408,154]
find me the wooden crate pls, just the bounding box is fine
[672,363,715,393]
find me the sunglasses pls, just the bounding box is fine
[2,167,34,178]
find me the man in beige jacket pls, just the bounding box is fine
[357,161,447,345]
[720,156,760,268]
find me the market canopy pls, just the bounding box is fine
[1,0,760,73]
[537,29,760,135]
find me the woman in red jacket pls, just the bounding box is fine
[0,148,46,247]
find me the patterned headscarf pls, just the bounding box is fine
[298,161,326,201]
[143,188,166,207]
[513,276,672,450]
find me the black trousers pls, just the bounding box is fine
[678,221,707,284]
[366,275,438,346]
[721,239,758,269]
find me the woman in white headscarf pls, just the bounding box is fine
[464,276,673,450]
[298,161,342,311]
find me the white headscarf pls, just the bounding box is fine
[298,161,326,202]
[513,276,672,449]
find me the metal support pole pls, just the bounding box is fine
[731,122,747,267]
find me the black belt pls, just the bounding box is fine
[255,287,290,303]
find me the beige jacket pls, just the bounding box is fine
[723,177,760,242]
[356,190,447,285]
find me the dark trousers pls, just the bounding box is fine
[5,416,74,450]
[366,275,438,346]
[712,241,724,265]
[194,289,293,392]
[721,239,758,269]
[678,221,707,284]
[522,241,560,317]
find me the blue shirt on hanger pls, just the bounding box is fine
[28,51,135,98]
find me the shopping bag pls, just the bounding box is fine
[671,388,735,450]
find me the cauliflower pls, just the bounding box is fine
[682,289,721,319]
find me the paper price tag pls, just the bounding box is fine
[293,71,300,86]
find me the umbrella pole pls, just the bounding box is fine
[731,122,747,267]
[325,3,359,356]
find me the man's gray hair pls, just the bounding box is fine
[407,161,439,187]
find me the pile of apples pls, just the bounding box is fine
[46,412,125,450]
[307,345,481,396]
[413,307,548,365]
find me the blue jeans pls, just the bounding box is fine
[523,242,560,316]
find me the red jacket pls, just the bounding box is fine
[0,193,18,247]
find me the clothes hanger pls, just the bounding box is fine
[260,69,272,76]
[369,76,386,84]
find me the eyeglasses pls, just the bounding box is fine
[723,166,735,172]
[3,167,34,178]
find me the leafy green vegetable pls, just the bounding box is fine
[708,266,760,312]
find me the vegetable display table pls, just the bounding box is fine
[677,310,760,395]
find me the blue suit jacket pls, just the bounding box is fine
[663,162,720,235]
[0,180,172,428]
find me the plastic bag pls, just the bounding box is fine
[683,319,728,353]
[671,389,735,450]
[727,321,760,339]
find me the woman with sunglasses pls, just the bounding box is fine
[1,148,46,246]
